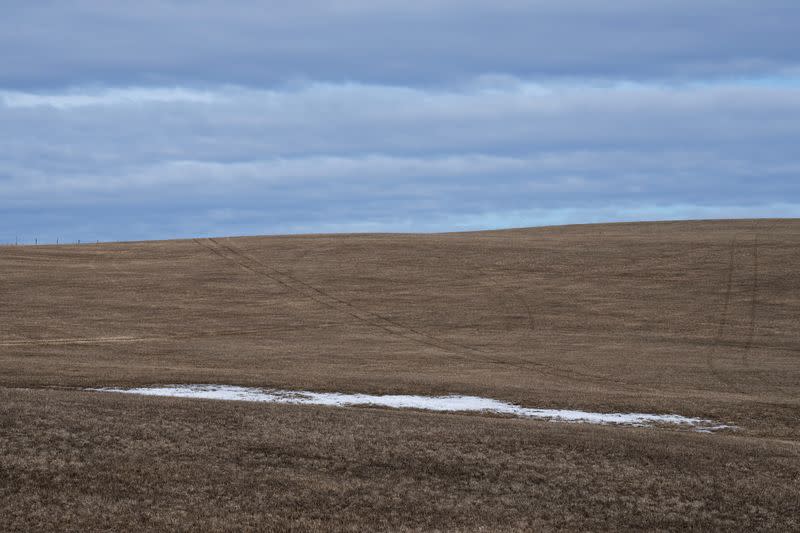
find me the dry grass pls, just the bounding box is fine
[1,219,799,530]
[2,388,798,532]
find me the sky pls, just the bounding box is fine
[1,1,799,243]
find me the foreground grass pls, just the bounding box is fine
[1,388,798,532]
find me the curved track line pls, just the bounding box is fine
[200,238,493,367]
[742,235,759,368]
[707,227,771,392]
[222,238,668,388]
[706,238,737,386]
[738,220,793,392]
[201,238,644,388]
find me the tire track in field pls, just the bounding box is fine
[738,218,784,369]
[195,238,488,367]
[224,238,652,387]
[742,234,759,369]
[707,228,768,391]
[706,238,737,386]
[737,220,791,392]
[199,238,641,387]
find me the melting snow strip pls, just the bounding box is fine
[89,385,734,431]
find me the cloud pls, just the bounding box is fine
[0,78,798,241]
[1,1,799,87]
[0,87,221,109]
[1,3,798,242]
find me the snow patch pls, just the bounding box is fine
[90,385,733,431]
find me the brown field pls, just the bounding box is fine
[1,219,799,531]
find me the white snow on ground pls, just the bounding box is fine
[91,385,733,431]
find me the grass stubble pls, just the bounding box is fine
[1,219,799,531]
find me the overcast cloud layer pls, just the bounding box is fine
[1,1,798,242]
